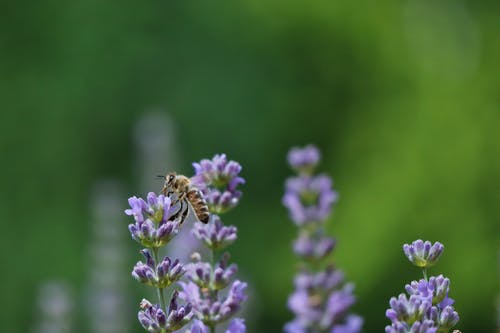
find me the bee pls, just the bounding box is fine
[160,172,210,224]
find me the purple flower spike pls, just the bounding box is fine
[126,192,183,248]
[287,144,321,174]
[192,154,245,214]
[403,240,444,268]
[192,215,237,250]
[386,241,459,332]
[283,175,338,225]
[283,145,362,333]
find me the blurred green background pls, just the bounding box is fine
[1,0,499,332]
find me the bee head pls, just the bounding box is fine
[166,172,176,185]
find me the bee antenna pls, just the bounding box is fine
[156,175,165,179]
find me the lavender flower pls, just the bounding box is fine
[139,293,193,333]
[287,145,321,175]
[192,215,237,251]
[282,175,338,226]
[126,191,192,332]
[403,240,444,268]
[132,249,185,288]
[126,192,183,248]
[192,154,245,214]
[385,240,459,332]
[182,154,248,332]
[283,145,362,333]
[405,275,453,307]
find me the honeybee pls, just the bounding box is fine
[160,172,210,224]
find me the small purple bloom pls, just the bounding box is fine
[294,266,344,292]
[386,294,431,324]
[385,320,438,333]
[287,145,321,174]
[288,289,323,324]
[192,154,245,214]
[166,291,194,331]
[293,233,336,261]
[283,175,338,225]
[192,215,237,250]
[138,296,193,333]
[126,192,183,248]
[331,315,363,333]
[438,306,460,331]
[185,253,238,291]
[226,318,246,333]
[179,280,247,325]
[405,275,454,307]
[403,240,444,268]
[132,249,185,288]
[322,285,357,328]
[284,320,306,333]
[185,320,209,333]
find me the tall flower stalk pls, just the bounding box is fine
[179,154,247,333]
[125,192,193,333]
[282,145,363,333]
[385,240,460,333]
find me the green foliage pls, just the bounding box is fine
[0,0,498,332]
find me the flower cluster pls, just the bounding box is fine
[403,240,444,269]
[138,294,193,333]
[132,249,185,288]
[126,193,183,248]
[283,145,362,333]
[180,154,247,333]
[282,145,337,226]
[126,192,192,333]
[192,154,245,214]
[385,240,459,333]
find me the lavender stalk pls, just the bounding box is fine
[283,145,363,333]
[180,154,247,333]
[125,192,193,333]
[385,240,460,333]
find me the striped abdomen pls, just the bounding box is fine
[187,189,210,223]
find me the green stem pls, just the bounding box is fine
[152,247,167,311]
[422,268,428,281]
